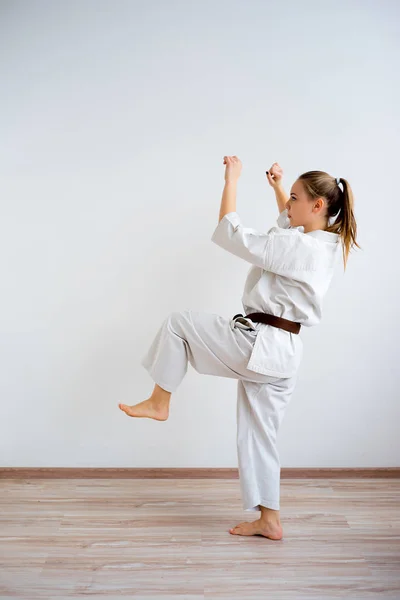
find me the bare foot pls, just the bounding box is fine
[118,398,169,421]
[229,518,283,540]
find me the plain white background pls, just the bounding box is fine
[1,0,398,467]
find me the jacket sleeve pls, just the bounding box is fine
[211,211,321,282]
[276,208,291,229]
[211,212,269,270]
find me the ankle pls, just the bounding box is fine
[261,516,280,525]
[259,508,280,524]
[151,395,170,408]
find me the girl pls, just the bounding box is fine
[119,157,361,540]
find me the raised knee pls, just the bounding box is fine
[167,311,182,325]
[166,310,187,334]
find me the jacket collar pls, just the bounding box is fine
[297,225,339,243]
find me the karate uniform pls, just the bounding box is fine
[141,208,340,512]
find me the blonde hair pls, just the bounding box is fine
[297,171,362,272]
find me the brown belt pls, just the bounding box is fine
[233,312,301,335]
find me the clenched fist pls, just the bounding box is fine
[223,155,242,183]
[266,162,283,188]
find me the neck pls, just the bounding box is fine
[303,220,328,233]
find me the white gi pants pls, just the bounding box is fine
[140,310,298,512]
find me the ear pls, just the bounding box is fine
[313,197,326,213]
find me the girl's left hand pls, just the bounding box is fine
[223,156,242,183]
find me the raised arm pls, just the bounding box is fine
[274,183,290,214]
[211,212,320,282]
[266,162,289,214]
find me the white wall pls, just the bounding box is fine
[1,0,399,467]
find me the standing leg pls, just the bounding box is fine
[230,375,298,539]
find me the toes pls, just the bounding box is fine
[229,521,246,534]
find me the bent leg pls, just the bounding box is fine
[141,309,277,393]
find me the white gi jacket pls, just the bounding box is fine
[211,208,341,378]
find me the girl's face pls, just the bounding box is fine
[285,179,326,229]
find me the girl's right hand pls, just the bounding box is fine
[266,162,283,188]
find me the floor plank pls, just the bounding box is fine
[0,478,399,598]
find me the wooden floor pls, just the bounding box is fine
[1,477,399,599]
